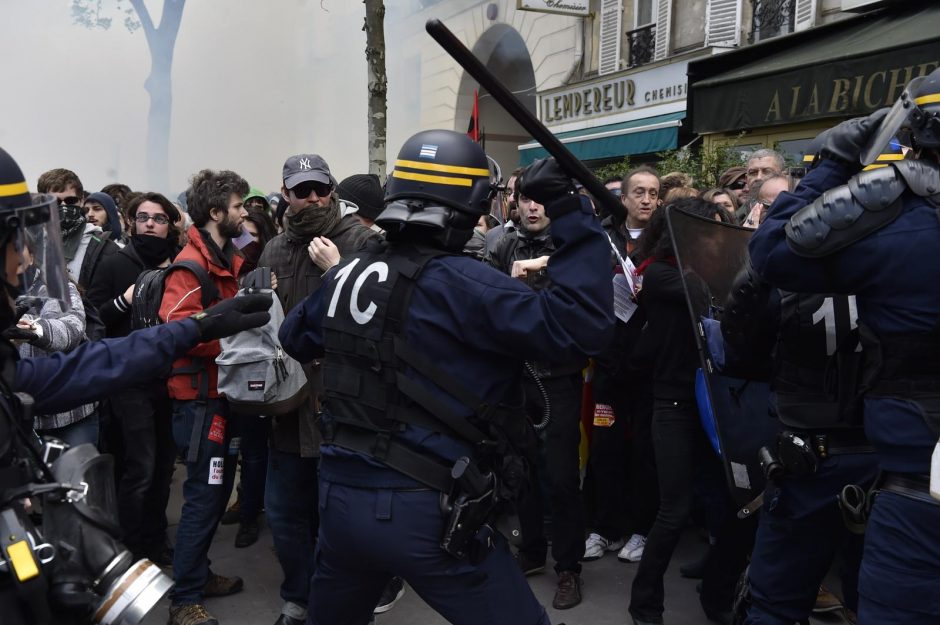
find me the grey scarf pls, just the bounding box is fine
[285,199,341,243]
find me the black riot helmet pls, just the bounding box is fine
[0,147,70,329]
[862,67,940,164]
[378,129,496,251]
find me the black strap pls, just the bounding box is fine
[328,425,453,492]
[880,472,940,507]
[394,371,491,445]
[167,260,220,308]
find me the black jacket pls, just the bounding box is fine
[78,234,120,291]
[86,241,165,338]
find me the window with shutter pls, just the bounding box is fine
[751,0,794,42]
[705,0,741,47]
[653,0,671,61]
[598,0,624,76]
[794,0,817,31]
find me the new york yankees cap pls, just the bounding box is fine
[282,153,335,189]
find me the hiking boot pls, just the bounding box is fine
[617,534,647,563]
[582,532,625,561]
[168,603,218,625]
[203,573,244,598]
[552,571,582,610]
[812,585,843,613]
[220,498,240,526]
[373,576,405,614]
[513,551,546,577]
[234,519,259,548]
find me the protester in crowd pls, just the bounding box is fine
[160,169,251,625]
[663,186,700,204]
[485,174,589,610]
[102,182,135,236]
[701,188,739,217]
[257,153,380,625]
[337,173,385,233]
[718,167,748,206]
[84,190,125,245]
[603,166,661,257]
[37,168,119,289]
[244,187,272,215]
[484,165,524,255]
[628,197,734,625]
[659,172,694,200]
[743,149,785,198]
[87,192,182,567]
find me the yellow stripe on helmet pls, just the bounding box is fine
[863,164,889,171]
[874,153,905,161]
[392,170,473,187]
[914,93,940,106]
[0,181,28,197]
[395,159,489,177]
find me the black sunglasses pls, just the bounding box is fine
[135,211,170,225]
[290,180,332,199]
[58,196,82,206]
[728,179,746,190]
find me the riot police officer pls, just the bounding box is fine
[279,130,615,625]
[749,68,940,624]
[0,146,270,625]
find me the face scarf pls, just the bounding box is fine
[285,198,341,243]
[59,204,87,262]
[132,234,176,268]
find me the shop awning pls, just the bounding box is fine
[518,111,685,166]
[688,5,940,134]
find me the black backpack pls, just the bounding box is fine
[131,260,218,330]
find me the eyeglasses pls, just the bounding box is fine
[290,180,332,199]
[135,211,170,225]
[58,196,82,206]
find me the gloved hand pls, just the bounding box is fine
[192,292,272,342]
[2,327,37,342]
[518,157,576,206]
[820,108,889,165]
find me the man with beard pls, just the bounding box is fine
[485,177,589,610]
[159,169,251,625]
[87,192,182,567]
[257,154,378,625]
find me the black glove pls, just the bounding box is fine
[820,108,889,165]
[2,327,37,342]
[518,157,576,206]
[192,292,272,342]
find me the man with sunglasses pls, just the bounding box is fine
[257,153,379,625]
[37,167,119,291]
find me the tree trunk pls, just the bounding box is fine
[364,0,387,182]
[133,0,186,193]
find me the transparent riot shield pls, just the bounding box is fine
[666,206,779,511]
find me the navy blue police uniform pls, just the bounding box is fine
[279,135,614,625]
[749,119,940,622]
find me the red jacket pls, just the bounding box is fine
[159,225,243,400]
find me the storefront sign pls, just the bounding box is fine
[539,61,688,126]
[693,40,939,133]
[517,0,590,17]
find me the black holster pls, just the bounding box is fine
[439,457,499,563]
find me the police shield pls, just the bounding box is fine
[665,206,778,510]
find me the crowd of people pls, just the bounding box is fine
[6,68,939,625]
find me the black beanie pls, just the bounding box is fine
[337,174,385,221]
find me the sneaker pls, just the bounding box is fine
[812,585,843,613]
[617,534,646,563]
[552,571,582,610]
[234,519,259,548]
[220,499,240,526]
[202,573,244,598]
[582,532,625,561]
[514,551,546,576]
[373,576,405,614]
[168,603,218,625]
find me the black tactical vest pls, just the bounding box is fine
[774,291,863,430]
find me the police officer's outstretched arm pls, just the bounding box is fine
[482,157,616,360]
[15,294,271,415]
[749,110,887,293]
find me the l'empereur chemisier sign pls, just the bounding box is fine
[517,0,590,17]
[539,61,689,126]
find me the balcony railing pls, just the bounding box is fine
[627,23,656,68]
[750,0,794,42]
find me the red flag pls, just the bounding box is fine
[467,89,480,142]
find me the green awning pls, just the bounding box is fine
[689,5,940,134]
[518,111,685,166]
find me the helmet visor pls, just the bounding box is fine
[861,77,924,165]
[13,194,71,312]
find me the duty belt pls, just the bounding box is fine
[792,428,872,458]
[879,472,940,507]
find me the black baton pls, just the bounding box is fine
[426,19,624,221]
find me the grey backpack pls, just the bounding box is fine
[216,287,309,416]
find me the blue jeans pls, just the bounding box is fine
[169,398,237,605]
[309,480,549,625]
[745,452,877,624]
[265,449,318,608]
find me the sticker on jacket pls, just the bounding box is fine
[207,414,226,444]
[593,403,616,427]
[208,457,224,485]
